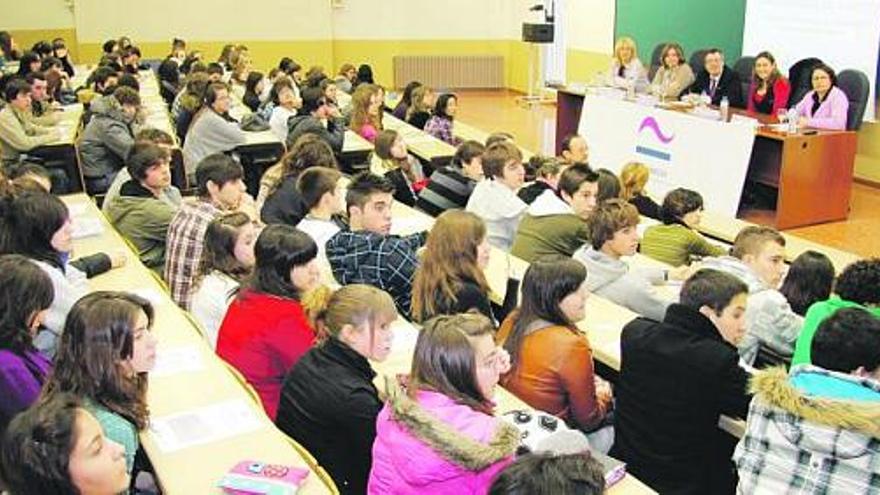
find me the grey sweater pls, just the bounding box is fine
[182,109,247,174]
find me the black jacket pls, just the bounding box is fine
[629,193,661,221]
[260,174,307,226]
[276,338,380,495]
[407,111,430,130]
[610,304,751,495]
[688,66,744,108]
[517,181,552,205]
[384,168,417,207]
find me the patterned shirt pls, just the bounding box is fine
[423,116,462,146]
[326,229,427,318]
[164,198,221,309]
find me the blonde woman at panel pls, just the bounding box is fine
[611,37,648,92]
[651,43,694,100]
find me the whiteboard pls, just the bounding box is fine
[742,0,880,121]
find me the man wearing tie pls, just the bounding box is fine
[688,48,744,108]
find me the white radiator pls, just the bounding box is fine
[393,55,504,89]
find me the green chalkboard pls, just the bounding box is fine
[615,0,747,70]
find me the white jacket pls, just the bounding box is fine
[465,180,527,251]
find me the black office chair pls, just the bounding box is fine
[753,342,792,371]
[733,56,755,102]
[787,57,824,107]
[688,49,709,75]
[837,69,870,131]
[648,41,672,80]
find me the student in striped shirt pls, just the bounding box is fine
[416,140,485,217]
[640,188,726,267]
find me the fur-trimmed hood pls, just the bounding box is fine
[751,366,880,439]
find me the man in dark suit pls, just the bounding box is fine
[688,48,745,108]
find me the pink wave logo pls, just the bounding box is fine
[638,117,675,144]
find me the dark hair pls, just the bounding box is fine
[0,31,17,60]
[779,251,835,316]
[482,141,523,179]
[244,224,317,300]
[488,452,606,495]
[753,51,782,87]
[203,81,229,107]
[411,313,497,414]
[0,190,69,269]
[680,269,749,314]
[195,212,253,286]
[279,57,301,75]
[206,62,224,76]
[704,48,723,60]
[245,71,264,94]
[121,46,141,60]
[400,81,422,107]
[112,85,140,107]
[25,71,47,85]
[44,291,154,429]
[135,128,175,146]
[5,161,51,183]
[39,56,62,72]
[195,153,244,197]
[560,134,582,153]
[17,51,41,76]
[812,63,838,88]
[834,259,880,306]
[3,77,30,102]
[660,187,704,225]
[505,256,586,369]
[588,199,640,250]
[0,254,54,353]
[557,163,598,197]
[31,41,52,58]
[0,393,83,494]
[452,140,485,168]
[356,64,374,84]
[102,39,118,54]
[486,132,515,147]
[90,66,118,90]
[297,167,342,211]
[660,42,686,69]
[433,93,457,120]
[731,226,785,259]
[373,129,399,161]
[280,133,338,178]
[172,37,186,51]
[269,77,294,105]
[345,172,395,214]
[299,85,326,115]
[116,72,140,92]
[595,168,621,202]
[812,307,880,374]
[126,141,170,181]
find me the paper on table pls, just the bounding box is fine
[151,345,205,378]
[67,202,89,217]
[391,216,430,236]
[148,400,263,453]
[71,217,105,239]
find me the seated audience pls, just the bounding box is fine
[327,173,427,318]
[651,42,695,100]
[354,64,374,89]
[260,134,338,225]
[368,313,518,493]
[26,72,60,126]
[42,291,156,476]
[511,164,598,262]
[424,93,462,146]
[369,129,424,207]
[0,255,54,433]
[793,63,849,130]
[242,70,265,113]
[16,51,41,78]
[687,48,744,107]
[405,85,434,130]
[286,86,345,154]
[411,210,495,323]
[105,142,177,273]
[620,161,660,219]
[778,250,834,316]
[416,139,484,216]
[612,269,752,494]
[488,451,606,495]
[335,63,356,94]
[79,86,140,194]
[791,258,880,366]
[610,36,648,91]
[0,78,59,166]
[734,308,880,494]
[165,154,248,308]
[0,393,130,495]
[350,83,384,142]
[466,141,527,251]
[517,156,563,205]
[190,212,256,348]
[558,133,589,165]
[595,168,621,202]
[216,225,321,419]
[392,81,422,120]
[182,82,247,177]
[747,51,791,116]
[295,167,346,271]
[102,128,181,215]
[75,65,118,109]
[277,285,398,495]
[173,72,210,143]
[574,199,685,321]
[497,256,614,452]
[267,77,301,141]
[641,188,727,267]
[702,226,803,364]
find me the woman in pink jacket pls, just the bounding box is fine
[793,64,850,131]
[368,313,519,495]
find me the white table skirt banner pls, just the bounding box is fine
[577,95,757,217]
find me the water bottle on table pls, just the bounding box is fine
[787,108,799,133]
[719,96,730,122]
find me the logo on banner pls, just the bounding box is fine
[635,116,674,162]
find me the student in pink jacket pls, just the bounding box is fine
[368,313,519,495]
[793,64,850,131]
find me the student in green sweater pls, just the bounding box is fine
[510,164,598,263]
[641,188,727,267]
[791,258,880,366]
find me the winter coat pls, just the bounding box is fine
[79,95,135,179]
[465,180,527,252]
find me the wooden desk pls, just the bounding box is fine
[453,120,536,161]
[555,87,858,230]
[62,194,334,494]
[383,113,456,169]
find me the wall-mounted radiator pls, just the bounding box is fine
[392,55,504,89]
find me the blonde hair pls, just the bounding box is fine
[614,37,638,66]
[620,162,650,201]
[406,86,432,120]
[315,284,397,342]
[350,83,383,134]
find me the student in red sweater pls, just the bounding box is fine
[216,224,323,419]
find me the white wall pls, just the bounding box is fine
[5,0,74,30]
[565,0,615,53]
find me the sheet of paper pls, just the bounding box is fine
[67,202,89,217]
[148,400,264,453]
[151,345,205,378]
[71,217,105,239]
